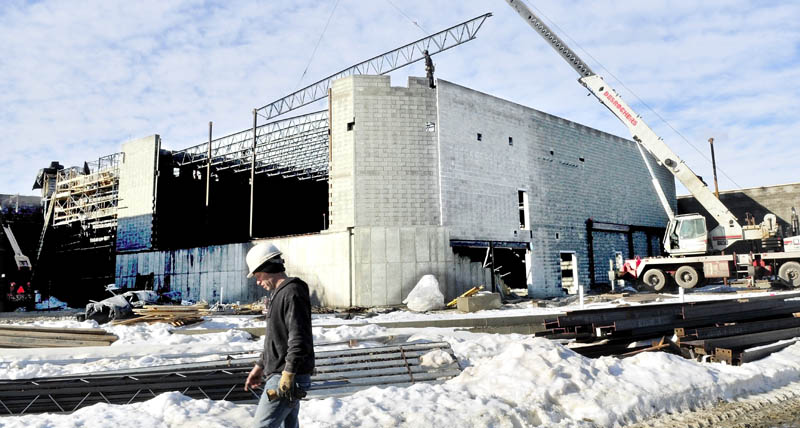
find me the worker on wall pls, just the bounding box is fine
[423,50,435,89]
[244,242,315,428]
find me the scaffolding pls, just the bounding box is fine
[50,153,123,229]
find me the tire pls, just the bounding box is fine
[675,265,700,289]
[642,269,667,291]
[778,261,800,287]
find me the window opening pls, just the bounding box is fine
[508,136,513,146]
[347,121,355,131]
[477,133,482,141]
[560,252,579,295]
[518,190,529,230]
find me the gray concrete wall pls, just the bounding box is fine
[329,76,356,230]
[678,182,800,233]
[329,75,440,230]
[264,231,351,307]
[116,135,160,252]
[351,225,489,306]
[435,79,675,297]
[116,232,352,307]
[116,243,258,303]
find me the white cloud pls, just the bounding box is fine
[0,0,798,197]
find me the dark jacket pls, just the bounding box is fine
[257,277,315,375]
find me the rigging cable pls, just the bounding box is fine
[528,2,743,190]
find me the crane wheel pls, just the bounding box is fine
[675,265,700,289]
[778,261,800,287]
[642,269,667,291]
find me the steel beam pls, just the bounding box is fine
[254,13,491,122]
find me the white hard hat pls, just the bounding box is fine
[246,242,283,278]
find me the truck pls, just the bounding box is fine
[504,0,800,291]
[0,209,34,311]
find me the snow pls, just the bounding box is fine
[402,274,445,312]
[1,290,800,427]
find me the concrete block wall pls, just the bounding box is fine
[329,75,440,229]
[329,77,356,230]
[435,79,675,297]
[116,135,160,252]
[677,182,800,232]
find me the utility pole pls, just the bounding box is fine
[710,137,727,286]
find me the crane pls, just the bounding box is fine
[504,0,800,290]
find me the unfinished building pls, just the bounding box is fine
[29,14,675,306]
[33,74,673,307]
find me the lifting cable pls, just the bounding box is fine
[296,0,341,89]
[385,0,429,36]
[528,3,744,190]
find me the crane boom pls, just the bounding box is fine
[504,0,744,250]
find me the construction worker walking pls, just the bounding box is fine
[244,242,315,428]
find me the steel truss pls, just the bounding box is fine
[0,342,459,415]
[172,110,329,180]
[50,153,124,228]
[255,13,492,122]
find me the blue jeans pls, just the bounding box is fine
[252,373,312,428]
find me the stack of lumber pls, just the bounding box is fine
[0,325,117,348]
[112,304,209,326]
[537,291,800,363]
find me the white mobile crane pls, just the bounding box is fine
[504,0,800,290]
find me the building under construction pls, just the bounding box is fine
[30,15,676,307]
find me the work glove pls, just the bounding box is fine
[278,371,296,400]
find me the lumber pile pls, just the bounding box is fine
[537,291,800,364]
[110,301,264,326]
[112,303,209,326]
[0,325,117,348]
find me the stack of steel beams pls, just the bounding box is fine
[0,341,460,415]
[537,292,800,362]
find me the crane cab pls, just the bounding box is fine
[664,214,708,256]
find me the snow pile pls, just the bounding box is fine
[0,391,253,428]
[402,275,444,312]
[3,307,800,427]
[419,349,454,368]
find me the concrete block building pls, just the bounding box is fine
[41,74,676,307]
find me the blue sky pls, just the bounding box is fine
[1,0,799,197]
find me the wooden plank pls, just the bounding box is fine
[0,336,115,348]
[0,325,110,335]
[0,330,118,342]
